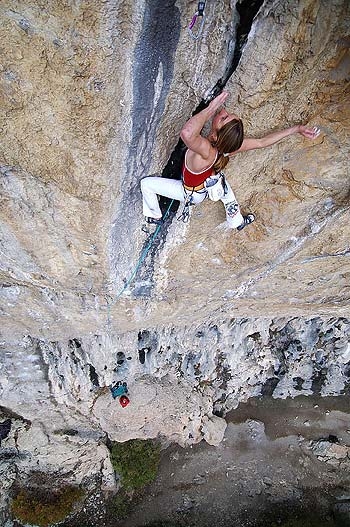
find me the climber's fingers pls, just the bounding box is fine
[209,90,230,111]
[299,125,321,139]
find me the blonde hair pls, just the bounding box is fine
[212,119,244,173]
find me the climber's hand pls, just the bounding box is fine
[208,91,230,112]
[298,125,321,139]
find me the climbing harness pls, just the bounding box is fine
[188,1,206,40]
[106,198,174,327]
[178,170,229,221]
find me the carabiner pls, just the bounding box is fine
[188,1,206,40]
[197,1,205,16]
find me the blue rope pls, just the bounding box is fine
[106,199,175,326]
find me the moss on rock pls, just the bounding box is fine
[11,484,84,527]
[109,438,161,489]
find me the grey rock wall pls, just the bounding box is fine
[1,314,349,521]
[1,316,349,444]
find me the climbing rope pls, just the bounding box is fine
[188,1,206,40]
[106,199,175,327]
[106,1,209,327]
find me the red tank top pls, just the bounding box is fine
[182,150,217,187]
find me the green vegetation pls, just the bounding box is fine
[108,490,133,520]
[11,485,84,527]
[109,438,161,489]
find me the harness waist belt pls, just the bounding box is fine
[183,182,205,191]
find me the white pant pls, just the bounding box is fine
[140,175,244,229]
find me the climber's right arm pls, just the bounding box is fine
[180,91,229,159]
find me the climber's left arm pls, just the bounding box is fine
[230,125,320,154]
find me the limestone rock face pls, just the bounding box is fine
[2,315,349,521]
[92,374,221,447]
[0,0,238,339]
[164,0,350,325]
[1,0,347,340]
[0,0,349,520]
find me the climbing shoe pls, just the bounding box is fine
[237,213,255,231]
[146,217,163,226]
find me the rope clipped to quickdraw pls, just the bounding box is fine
[188,1,206,40]
[106,199,175,328]
[178,190,194,223]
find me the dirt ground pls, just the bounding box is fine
[116,395,350,527]
[59,395,350,527]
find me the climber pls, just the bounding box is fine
[110,381,128,399]
[140,91,320,230]
[110,381,130,407]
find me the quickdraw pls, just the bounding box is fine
[178,191,195,223]
[188,1,206,40]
